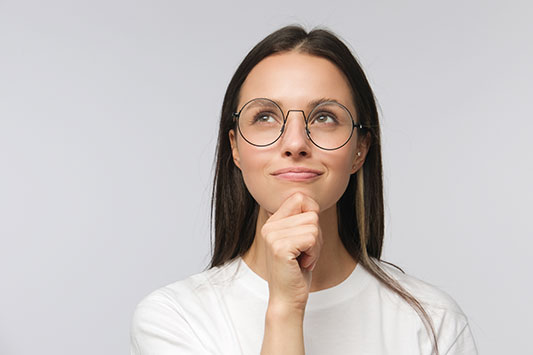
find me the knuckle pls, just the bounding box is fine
[260,224,268,236]
[263,230,276,245]
[271,239,285,256]
[261,224,272,238]
[308,211,319,224]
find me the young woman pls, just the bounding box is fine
[130,25,477,355]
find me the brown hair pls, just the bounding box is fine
[208,25,438,354]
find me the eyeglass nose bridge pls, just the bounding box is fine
[281,109,311,136]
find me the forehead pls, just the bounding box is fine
[238,52,355,113]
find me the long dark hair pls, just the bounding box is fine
[208,25,438,354]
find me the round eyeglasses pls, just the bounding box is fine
[232,98,364,151]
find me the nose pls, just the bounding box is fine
[279,110,312,157]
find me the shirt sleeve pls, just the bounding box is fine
[130,290,211,355]
[443,322,478,355]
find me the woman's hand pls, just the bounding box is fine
[261,192,323,312]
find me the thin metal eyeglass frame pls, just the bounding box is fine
[232,97,365,151]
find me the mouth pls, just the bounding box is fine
[271,167,323,182]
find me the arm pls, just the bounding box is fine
[258,193,322,355]
[261,303,305,355]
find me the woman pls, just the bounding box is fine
[130,25,477,354]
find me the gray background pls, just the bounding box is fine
[1,0,532,354]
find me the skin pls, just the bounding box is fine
[229,51,370,299]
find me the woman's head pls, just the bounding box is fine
[229,51,371,215]
[210,24,383,267]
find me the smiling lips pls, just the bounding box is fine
[271,167,323,182]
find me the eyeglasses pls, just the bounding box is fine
[232,98,364,150]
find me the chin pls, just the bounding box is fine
[255,187,324,214]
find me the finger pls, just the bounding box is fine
[291,232,322,269]
[262,211,318,235]
[296,227,323,270]
[264,224,319,242]
[269,192,320,222]
[270,230,321,265]
[278,226,322,269]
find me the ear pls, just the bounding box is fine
[228,129,241,169]
[351,132,371,174]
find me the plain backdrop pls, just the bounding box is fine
[1,1,532,354]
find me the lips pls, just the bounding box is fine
[271,167,323,181]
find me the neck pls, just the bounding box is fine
[242,204,357,292]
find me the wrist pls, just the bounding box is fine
[266,301,305,323]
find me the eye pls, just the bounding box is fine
[252,111,279,124]
[311,112,338,125]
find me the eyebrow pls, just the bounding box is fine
[270,97,345,110]
[308,97,343,107]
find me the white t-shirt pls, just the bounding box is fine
[130,256,477,354]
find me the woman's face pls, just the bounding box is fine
[229,51,369,214]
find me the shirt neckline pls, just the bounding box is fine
[231,256,371,311]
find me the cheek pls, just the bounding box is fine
[237,147,298,213]
[237,146,273,206]
[316,152,354,210]
[331,150,355,174]
[238,142,264,174]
